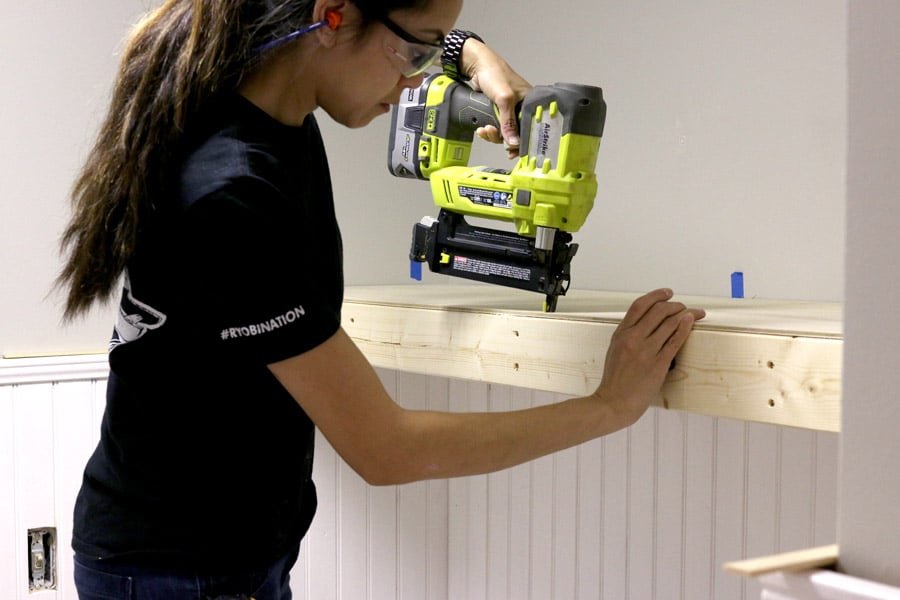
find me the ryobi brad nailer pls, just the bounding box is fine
[388,74,606,312]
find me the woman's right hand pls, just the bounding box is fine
[593,289,705,426]
[461,40,533,158]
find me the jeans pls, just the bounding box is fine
[73,544,299,600]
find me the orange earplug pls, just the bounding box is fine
[254,10,343,53]
[324,9,343,30]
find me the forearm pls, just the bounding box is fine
[383,393,635,485]
[272,287,702,487]
[270,328,636,487]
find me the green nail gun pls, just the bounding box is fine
[388,74,606,312]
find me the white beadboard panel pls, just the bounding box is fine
[529,450,556,600]
[396,372,444,600]
[485,463,510,600]
[683,413,715,600]
[551,445,579,600]
[52,380,104,600]
[424,376,450,600]
[447,378,490,600]
[306,422,339,600]
[367,369,400,600]
[714,418,750,600]
[1,385,19,597]
[336,456,368,600]
[368,478,400,598]
[575,436,604,600]
[485,385,511,600]
[2,360,839,600]
[12,382,57,600]
[745,424,782,600]
[813,433,838,548]
[627,411,658,600]
[507,387,536,600]
[3,378,107,600]
[600,426,630,600]
[778,428,817,553]
[655,409,688,600]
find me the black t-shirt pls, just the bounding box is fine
[72,94,343,569]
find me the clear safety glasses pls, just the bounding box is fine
[378,14,444,78]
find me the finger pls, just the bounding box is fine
[476,125,503,144]
[495,104,520,150]
[651,309,706,368]
[501,122,520,152]
[644,300,688,335]
[620,288,673,328]
[647,306,692,350]
[660,312,697,363]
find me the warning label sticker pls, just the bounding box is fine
[458,186,513,209]
[452,255,530,281]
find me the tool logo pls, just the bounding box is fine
[538,122,552,157]
[529,109,563,163]
[401,133,411,162]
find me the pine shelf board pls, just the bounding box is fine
[342,284,842,432]
[723,544,839,577]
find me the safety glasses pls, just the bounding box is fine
[378,14,444,78]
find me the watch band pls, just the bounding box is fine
[441,29,484,81]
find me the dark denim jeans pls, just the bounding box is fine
[73,544,299,600]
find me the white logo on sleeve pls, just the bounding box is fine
[110,271,167,349]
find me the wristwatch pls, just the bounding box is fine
[441,29,484,81]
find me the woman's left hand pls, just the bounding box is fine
[461,40,533,158]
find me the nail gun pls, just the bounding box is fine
[387,74,606,312]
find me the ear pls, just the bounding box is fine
[313,0,350,48]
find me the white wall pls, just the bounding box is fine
[0,0,153,356]
[839,0,900,587]
[330,0,847,301]
[0,0,847,357]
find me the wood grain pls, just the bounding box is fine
[343,284,842,431]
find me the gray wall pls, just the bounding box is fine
[1,0,847,357]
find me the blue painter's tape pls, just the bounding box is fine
[410,261,423,281]
[731,271,744,299]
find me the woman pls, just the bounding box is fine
[57,0,704,598]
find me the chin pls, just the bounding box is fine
[347,116,376,129]
[327,104,391,129]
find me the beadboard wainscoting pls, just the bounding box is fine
[1,356,838,600]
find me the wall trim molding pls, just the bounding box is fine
[0,354,109,386]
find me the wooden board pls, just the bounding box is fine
[723,544,839,577]
[343,284,842,431]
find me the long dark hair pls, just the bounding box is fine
[57,0,430,320]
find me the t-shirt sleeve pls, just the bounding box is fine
[177,176,342,365]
